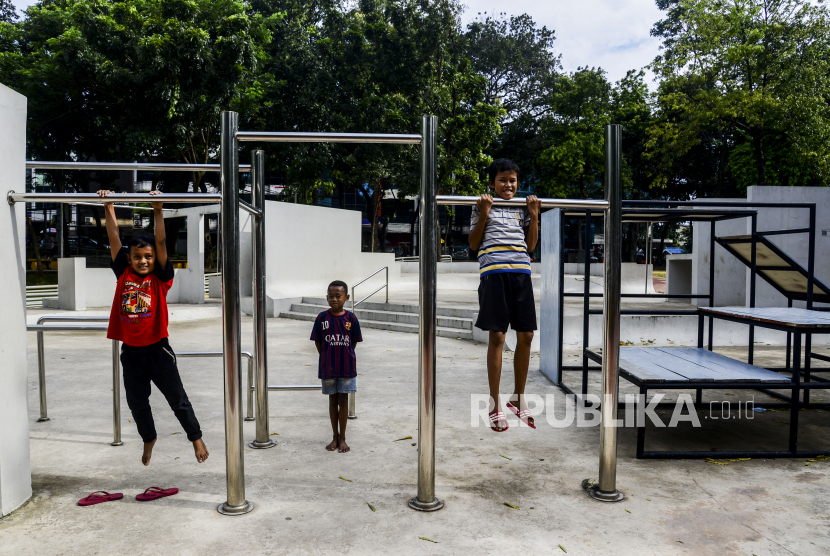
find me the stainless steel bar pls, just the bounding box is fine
[218,110,253,516]
[37,315,109,324]
[645,222,652,294]
[409,115,443,512]
[111,340,123,446]
[26,160,251,172]
[348,392,356,419]
[353,284,388,310]
[239,199,262,217]
[70,201,178,212]
[27,324,108,332]
[10,192,221,205]
[236,131,422,144]
[436,195,609,211]
[267,385,323,391]
[587,124,625,502]
[37,331,48,422]
[250,150,276,449]
[246,354,255,421]
[386,267,389,304]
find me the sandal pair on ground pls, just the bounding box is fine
[489,402,536,432]
[77,487,178,506]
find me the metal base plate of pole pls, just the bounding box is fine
[582,479,625,502]
[217,501,254,516]
[247,440,277,450]
[407,497,444,511]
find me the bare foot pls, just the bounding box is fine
[142,438,157,466]
[326,437,338,451]
[338,437,350,453]
[193,439,209,463]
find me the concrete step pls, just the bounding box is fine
[290,302,472,330]
[301,297,477,319]
[280,310,473,340]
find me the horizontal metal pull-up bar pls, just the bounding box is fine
[435,195,610,211]
[26,161,252,172]
[8,192,221,205]
[235,131,422,144]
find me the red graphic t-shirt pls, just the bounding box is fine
[107,247,174,347]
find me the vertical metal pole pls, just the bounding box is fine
[804,206,816,404]
[348,392,356,419]
[217,111,253,516]
[587,124,625,502]
[386,266,389,304]
[111,340,123,446]
[582,211,591,399]
[409,115,443,512]
[748,214,757,364]
[37,331,49,422]
[708,221,715,351]
[245,355,255,421]
[249,150,276,449]
[645,222,652,294]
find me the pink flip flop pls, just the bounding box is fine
[506,402,536,429]
[136,486,179,502]
[78,491,123,506]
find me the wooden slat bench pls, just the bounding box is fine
[583,347,830,459]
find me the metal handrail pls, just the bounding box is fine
[351,266,389,312]
[236,131,422,144]
[28,315,122,446]
[396,255,452,263]
[26,160,251,172]
[9,192,221,205]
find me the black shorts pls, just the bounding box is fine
[475,273,537,333]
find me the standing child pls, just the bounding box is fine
[98,190,209,466]
[310,280,363,453]
[468,159,542,432]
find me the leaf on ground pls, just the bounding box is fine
[270,432,279,436]
[366,502,376,512]
[625,509,631,513]
[339,475,352,482]
[174,457,180,460]
[394,436,413,442]
[419,537,438,543]
[775,420,790,424]
[503,502,519,509]
[469,357,479,360]
[559,544,567,553]
[171,432,180,435]
[499,454,512,460]
[388,405,393,408]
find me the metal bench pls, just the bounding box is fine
[585,347,830,459]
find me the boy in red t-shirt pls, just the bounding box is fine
[98,190,209,466]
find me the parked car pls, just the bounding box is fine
[450,245,471,260]
[69,236,110,256]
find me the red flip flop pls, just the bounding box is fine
[506,402,536,429]
[489,410,509,432]
[136,486,179,502]
[78,491,123,506]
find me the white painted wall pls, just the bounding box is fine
[48,262,181,309]
[0,83,32,516]
[262,201,400,305]
[164,205,219,304]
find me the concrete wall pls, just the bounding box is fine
[690,189,830,309]
[691,201,748,307]
[0,83,32,516]
[666,254,692,300]
[745,186,830,309]
[47,260,181,309]
[262,201,399,307]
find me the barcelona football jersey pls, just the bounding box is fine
[310,310,363,379]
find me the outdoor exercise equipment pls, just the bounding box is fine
[419,124,625,505]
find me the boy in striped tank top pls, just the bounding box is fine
[310,280,363,452]
[469,159,541,433]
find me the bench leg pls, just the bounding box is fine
[804,333,812,405]
[789,333,801,454]
[636,386,647,459]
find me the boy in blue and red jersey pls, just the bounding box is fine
[310,280,363,453]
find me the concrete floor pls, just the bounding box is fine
[1,315,829,555]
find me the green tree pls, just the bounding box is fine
[650,0,830,191]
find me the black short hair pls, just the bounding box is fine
[128,234,155,251]
[328,280,348,294]
[488,158,520,184]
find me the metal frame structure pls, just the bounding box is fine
[421,124,624,506]
[556,201,819,400]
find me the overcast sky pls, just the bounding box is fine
[11,0,666,85]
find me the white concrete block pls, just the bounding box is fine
[0,83,32,516]
[57,257,86,310]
